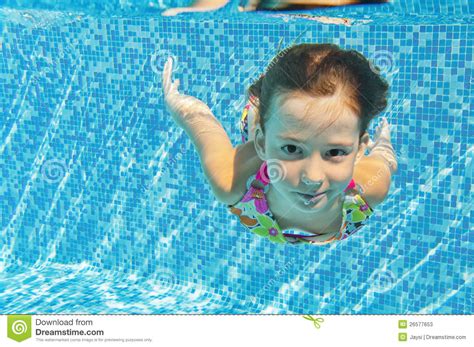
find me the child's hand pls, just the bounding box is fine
[162,1,229,16]
[161,7,207,16]
[161,8,187,16]
[367,117,392,151]
[162,57,214,129]
[367,117,398,173]
[161,56,235,203]
[238,0,259,11]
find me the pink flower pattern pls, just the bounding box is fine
[241,187,268,214]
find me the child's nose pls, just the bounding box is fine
[301,155,325,185]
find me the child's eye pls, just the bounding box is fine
[327,149,348,157]
[281,145,303,155]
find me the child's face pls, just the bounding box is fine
[254,90,368,211]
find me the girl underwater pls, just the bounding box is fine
[162,43,398,245]
[162,0,389,16]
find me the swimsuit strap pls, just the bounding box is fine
[344,178,356,192]
[254,161,271,186]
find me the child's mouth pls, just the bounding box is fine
[297,191,326,205]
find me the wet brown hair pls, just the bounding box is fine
[247,43,389,138]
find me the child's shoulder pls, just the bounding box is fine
[352,155,394,210]
[346,180,385,211]
[221,141,263,207]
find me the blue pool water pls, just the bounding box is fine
[0,0,472,314]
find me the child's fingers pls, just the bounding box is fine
[367,138,374,151]
[376,117,393,143]
[162,7,193,16]
[380,118,390,133]
[371,118,385,143]
[161,8,181,17]
[163,57,180,97]
[171,78,180,94]
[375,117,388,133]
[162,58,172,95]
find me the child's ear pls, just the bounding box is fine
[355,131,370,164]
[253,125,267,161]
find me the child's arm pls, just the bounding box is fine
[353,154,393,209]
[162,0,229,16]
[191,0,229,8]
[162,57,258,204]
[270,0,362,5]
[238,0,261,11]
[353,117,398,208]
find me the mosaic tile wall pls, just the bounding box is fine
[0,1,472,313]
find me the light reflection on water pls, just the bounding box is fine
[0,262,243,314]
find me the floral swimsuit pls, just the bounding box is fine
[227,99,374,245]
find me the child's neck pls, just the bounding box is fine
[266,184,345,235]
